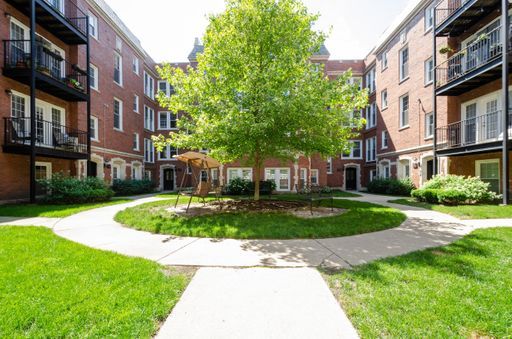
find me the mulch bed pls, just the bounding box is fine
[211,199,308,212]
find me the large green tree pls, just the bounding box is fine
[154,0,368,200]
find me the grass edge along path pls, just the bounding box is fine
[389,198,512,220]
[323,227,512,338]
[115,198,406,239]
[0,199,132,218]
[0,226,191,338]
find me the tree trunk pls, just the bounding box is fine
[254,164,260,201]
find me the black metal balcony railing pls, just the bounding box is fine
[3,40,87,94]
[435,0,468,27]
[436,110,512,149]
[4,117,88,154]
[435,25,507,89]
[42,0,88,36]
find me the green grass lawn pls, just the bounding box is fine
[0,199,131,218]
[115,199,405,239]
[389,198,512,219]
[324,227,512,338]
[155,190,361,199]
[0,226,191,338]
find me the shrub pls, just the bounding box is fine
[367,178,416,196]
[38,174,113,204]
[250,180,276,194]
[412,175,501,205]
[112,179,155,196]
[412,188,441,204]
[225,177,252,195]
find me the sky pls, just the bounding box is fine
[104,0,412,63]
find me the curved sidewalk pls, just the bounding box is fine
[50,193,487,268]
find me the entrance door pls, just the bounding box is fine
[88,162,98,178]
[426,160,434,181]
[345,167,357,191]
[163,168,175,191]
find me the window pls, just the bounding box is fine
[380,162,390,179]
[424,57,434,85]
[369,169,377,182]
[366,137,376,162]
[144,71,155,99]
[89,64,98,90]
[88,11,98,39]
[113,98,122,130]
[425,4,434,31]
[144,138,154,163]
[114,52,122,85]
[132,165,141,180]
[115,36,122,52]
[399,47,409,81]
[310,169,319,186]
[366,102,377,129]
[425,112,434,138]
[90,116,99,141]
[133,133,139,151]
[399,159,411,178]
[144,106,154,131]
[381,130,388,149]
[400,94,409,128]
[159,112,177,130]
[227,168,253,183]
[133,95,139,113]
[476,159,500,193]
[381,90,388,109]
[132,58,139,75]
[365,67,376,93]
[158,81,174,97]
[144,170,152,180]
[11,94,26,118]
[342,140,362,159]
[381,51,388,70]
[112,165,121,180]
[326,157,333,174]
[265,168,290,191]
[400,29,407,43]
[159,145,178,160]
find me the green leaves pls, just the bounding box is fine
[154,0,368,166]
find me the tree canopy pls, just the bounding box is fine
[153,0,368,199]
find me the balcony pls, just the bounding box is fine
[435,25,510,96]
[3,117,88,159]
[5,0,88,45]
[3,40,88,101]
[435,0,501,37]
[436,109,512,155]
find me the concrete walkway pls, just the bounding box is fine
[2,193,508,267]
[156,267,358,339]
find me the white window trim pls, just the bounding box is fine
[114,52,123,86]
[133,95,139,113]
[381,130,388,149]
[381,89,388,109]
[144,105,155,132]
[366,137,377,163]
[144,71,155,100]
[425,112,434,139]
[88,11,98,40]
[424,4,434,32]
[144,138,155,163]
[89,63,99,91]
[158,111,178,130]
[113,97,123,131]
[158,145,179,161]
[35,161,52,180]
[227,167,253,183]
[310,169,319,186]
[424,57,434,85]
[475,159,500,191]
[132,58,139,75]
[133,132,140,151]
[265,168,291,191]
[399,46,409,82]
[326,157,333,175]
[381,51,388,71]
[399,94,409,129]
[90,116,99,142]
[342,140,363,159]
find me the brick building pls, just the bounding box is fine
[0,0,510,201]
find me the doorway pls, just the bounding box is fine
[426,159,434,181]
[88,161,98,178]
[345,167,357,191]
[163,168,175,191]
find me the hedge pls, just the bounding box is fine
[112,179,155,196]
[38,174,114,204]
[367,178,416,196]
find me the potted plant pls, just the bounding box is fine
[439,46,454,55]
[68,78,84,91]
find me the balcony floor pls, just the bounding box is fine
[3,68,88,102]
[3,143,88,160]
[5,0,87,45]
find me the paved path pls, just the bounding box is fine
[2,193,508,267]
[156,267,358,339]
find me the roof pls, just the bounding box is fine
[188,38,204,62]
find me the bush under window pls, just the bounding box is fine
[367,178,416,196]
[411,175,500,205]
[224,177,252,195]
[38,174,114,204]
[112,179,155,196]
